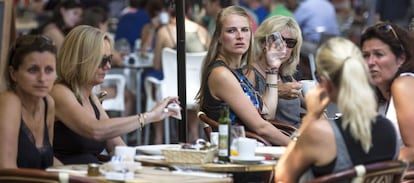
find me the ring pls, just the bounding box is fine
[163,108,169,113]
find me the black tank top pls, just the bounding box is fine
[17,97,53,169]
[53,96,106,164]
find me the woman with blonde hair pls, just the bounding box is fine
[276,37,398,182]
[196,6,290,146]
[51,25,179,164]
[244,15,304,127]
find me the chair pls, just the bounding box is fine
[307,160,409,183]
[102,74,126,116]
[144,48,207,144]
[0,168,100,183]
[197,111,297,146]
[403,162,414,183]
[101,74,128,142]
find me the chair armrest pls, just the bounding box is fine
[269,120,297,136]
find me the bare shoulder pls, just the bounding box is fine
[50,84,76,106]
[392,75,414,91]
[209,65,236,84]
[299,119,333,146]
[0,91,21,105]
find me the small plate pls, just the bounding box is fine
[136,144,182,155]
[230,156,265,164]
[255,146,286,158]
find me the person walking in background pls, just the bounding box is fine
[276,37,398,182]
[51,25,179,164]
[293,0,339,56]
[0,35,61,169]
[360,22,414,162]
[115,0,150,51]
[196,6,290,146]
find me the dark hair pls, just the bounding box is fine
[80,6,108,28]
[5,35,57,89]
[49,0,82,34]
[360,22,414,75]
[145,0,164,18]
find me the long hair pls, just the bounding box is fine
[5,35,57,90]
[360,22,414,102]
[316,37,377,153]
[253,15,302,76]
[196,5,254,109]
[57,25,113,104]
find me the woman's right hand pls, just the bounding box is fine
[305,85,330,118]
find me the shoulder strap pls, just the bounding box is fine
[166,25,176,48]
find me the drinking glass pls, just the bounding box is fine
[230,126,246,156]
[266,32,287,58]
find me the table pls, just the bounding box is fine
[47,164,232,183]
[137,158,277,183]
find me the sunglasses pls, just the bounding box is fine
[282,37,297,49]
[375,23,405,51]
[100,55,113,68]
[266,32,297,49]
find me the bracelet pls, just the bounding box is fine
[137,113,146,131]
[290,131,300,141]
[266,83,278,88]
[265,67,279,75]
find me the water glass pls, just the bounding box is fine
[231,126,246,156]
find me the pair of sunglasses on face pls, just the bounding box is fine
[266,32,298,49]
[99,55,113,68]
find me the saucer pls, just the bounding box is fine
[230,156,265,164]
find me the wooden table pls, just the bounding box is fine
[137,158,277,183]
[47,164,231,183]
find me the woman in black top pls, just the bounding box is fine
[0,35,58,169]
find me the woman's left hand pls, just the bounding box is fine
[148,96,180,122]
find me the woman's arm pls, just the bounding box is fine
[392,76,414,162]
[276,117,335,182]
[209,67,290,145]
[0,92,22,168]
[51,84,178,141]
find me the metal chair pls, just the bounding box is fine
[0,168,100,183]
[307,160,409,183]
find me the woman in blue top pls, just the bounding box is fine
[196,6,290,146]
[0,35,59,169]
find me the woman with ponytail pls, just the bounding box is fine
[275,37,399,182]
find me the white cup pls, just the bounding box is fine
[114,146,136,162]
[237,137,257,159]
[159,11,169,25]
[300,80,317,97]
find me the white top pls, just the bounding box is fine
[380,72,414,147]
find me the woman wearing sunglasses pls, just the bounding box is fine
[51,25,180,164]
[0,35,61,169]
[243,15,305,127]
[361,22,414,162]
